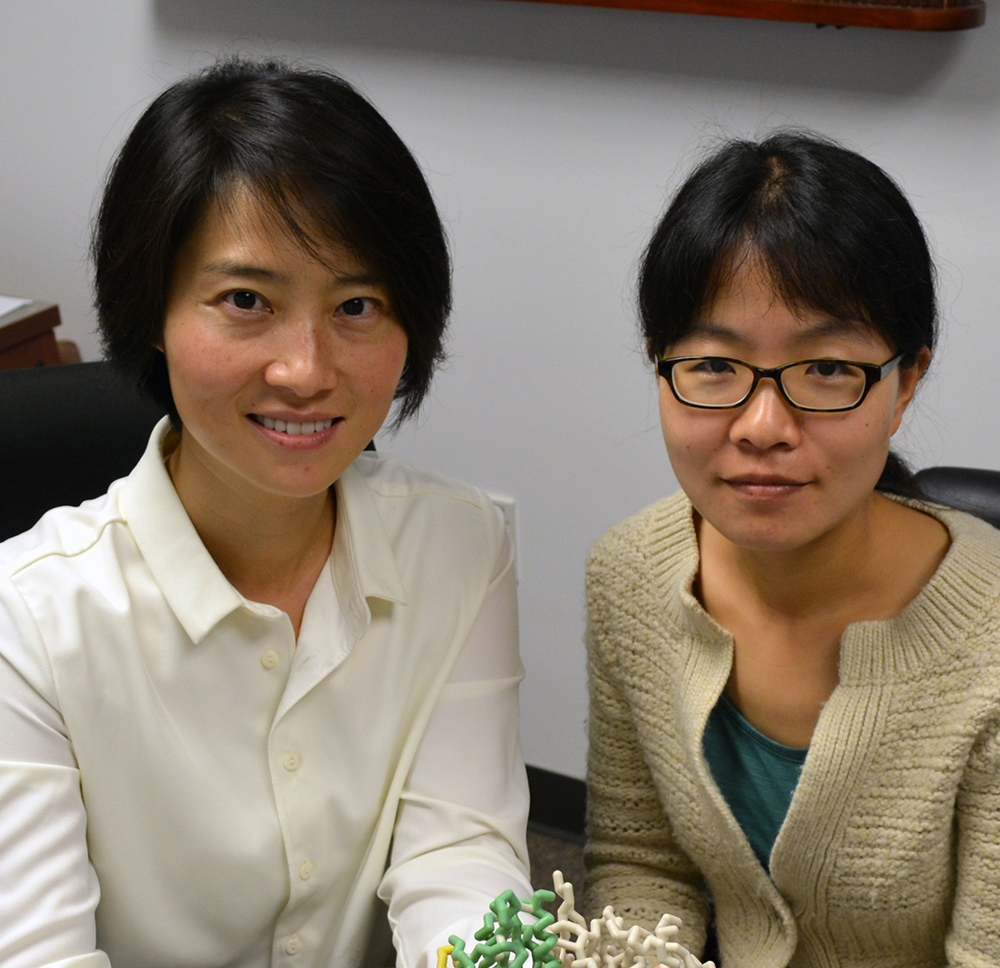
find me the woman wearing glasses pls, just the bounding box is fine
[583,133,1000,966]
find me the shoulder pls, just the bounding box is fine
[340,451,508,581]
[898,497,1000,612]
[894,493,1000,557]
[585,491,704,655]
[936,506,1000,574]
[869,498,1000,685]
[0,417,179,585]
[349,451,496,511]
[346,452,499,534]
[934,507,1000,637]
[0,486,133,696]
[0,485,127,581]
[0,485,135,667]
[588,491,694,581]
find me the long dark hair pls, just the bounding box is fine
[93,57,450,428]
[639,131,936,498]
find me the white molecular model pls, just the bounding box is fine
[440,870,715,968]
[544,871,714,968]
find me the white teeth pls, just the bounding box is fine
[256,416,334,435]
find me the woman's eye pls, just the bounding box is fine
[340,297,372,317]
[225,290,266,312]
[338,297,387,323]
[808,360,849,378]
[694,357,736,375]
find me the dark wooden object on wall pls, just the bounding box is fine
[492,0,985,31]
[0,301,62,369]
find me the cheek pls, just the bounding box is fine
[814,412,894,487]
[372,352,407,397]
[659,385,722,463]
[852,404,896,455]
[357,332,408,401]
[163,321,245,405]
[660,417,728,498]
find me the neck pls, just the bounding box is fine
[166,441,336,614]
[698,492,889,622]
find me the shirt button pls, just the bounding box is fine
[260,650,280,669]
[285,935,302,955]
[282,751,302,772]
[299,860,315,880]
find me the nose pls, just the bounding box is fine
[729,377,802,450]
[264,318,337,399]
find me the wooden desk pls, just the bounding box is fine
[0,301,62,369]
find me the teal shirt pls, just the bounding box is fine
[703,694,807,871]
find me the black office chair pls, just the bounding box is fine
[0,362,166,541]
[913,466,1000,530]
[0,360,381,543]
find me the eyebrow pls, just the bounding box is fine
[199,260,383,289]
[793,317,880,345]
[687,316,879,351]
[200,261,291,285]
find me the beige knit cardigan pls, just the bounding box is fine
[583,491,1000,967]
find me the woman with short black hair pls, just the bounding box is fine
[0,58,531,968]
[584,132,1000,966]
[93,56,450,429]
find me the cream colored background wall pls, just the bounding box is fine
[2,0,998,778]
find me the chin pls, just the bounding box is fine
[251,467,343,501]
[715,510,849,555]
[695,498,820,553]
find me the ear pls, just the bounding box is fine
[890,346,930,435]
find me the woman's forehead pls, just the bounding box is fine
[168,191,379,297]
[689,257,884,351]
[196,187,374,278]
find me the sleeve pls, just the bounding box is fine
[581,546,710,955]
[378,524,535,968]
[947,706,1000,965]
[0,582,110,968]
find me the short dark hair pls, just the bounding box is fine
[93,57,450,427]
[638,130,937,496]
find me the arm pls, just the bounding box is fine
[947,708,1000,966]
[378,528,534,968]
[0,584,110,968]
[582,555,710,954]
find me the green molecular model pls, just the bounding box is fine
[447,888,561,968]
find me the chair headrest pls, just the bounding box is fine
[0,362,166,541]
[913,466,1000,530]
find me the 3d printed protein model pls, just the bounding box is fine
[438,871,714,968]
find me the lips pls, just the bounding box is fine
[726,475,806,487]
[723,474,808,499]
[250,414,339,436]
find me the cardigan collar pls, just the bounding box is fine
[645,489,1000,684]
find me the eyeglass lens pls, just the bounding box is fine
[671,359,869,410]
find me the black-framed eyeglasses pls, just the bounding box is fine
[656,353,904,412]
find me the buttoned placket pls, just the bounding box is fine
[250,563,359,966]
[241,602,304,964]
[237,598,315,965]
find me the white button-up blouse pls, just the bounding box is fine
[0,420,533,968]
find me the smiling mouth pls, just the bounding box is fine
[250,415,338,436]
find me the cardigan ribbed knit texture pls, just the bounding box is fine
[584,491,1000,968]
